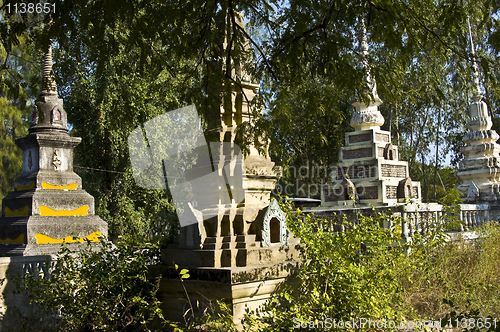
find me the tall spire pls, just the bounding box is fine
[464,17,492,133]
[468,17,482,101]
[350,16,384,131]
[456,17,500,203]
[40,43,58,96]
[30,43,67,133]
[358,17,379,101]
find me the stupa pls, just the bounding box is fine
[0,45,107,256]
[456,20,500,213]
[157,12,299,324]
[321,18,422,207]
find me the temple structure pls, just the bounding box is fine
[456,21,500,218]
[321,18,421,207]
[0,46,107,256]
[158,12,299,324]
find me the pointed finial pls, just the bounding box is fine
[356,16,381,104]
[467,17,482,101]
[359,17,369,71]
[40,43,58,96]
[350,16,384,131]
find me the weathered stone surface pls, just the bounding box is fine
[381,164,407,178]
[0,45,107,255]
[158,245,301,326]
[348,132,371,144]
[342,147,373,160]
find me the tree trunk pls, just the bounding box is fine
[433,107,442,201]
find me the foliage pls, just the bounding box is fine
[265,83,352,197]
[17,238,175,332]
[51,26,186,241]
[399,223,500,323]
[243,200,410,331]
[0,97,27,200]
[239,195,500,331]
[3,0,500,168]
[0,33,39,201]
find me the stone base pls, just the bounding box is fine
[157,246,300,327]
[0,215,107,256]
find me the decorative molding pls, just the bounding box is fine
[53,150,61,170]
[41,182,77,190]
[35,231,101,244]
[350,109,384,129]
[39,205,88,216]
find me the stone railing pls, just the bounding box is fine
[22,257,52,280]
[301,202,491,242]
[0,255,52,324]
[459,204,489,231]
[401,203,443,242]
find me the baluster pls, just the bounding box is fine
[419,212,424,235]
[402,217,408,241]
[407,213,413,239]
[460,209,464,231]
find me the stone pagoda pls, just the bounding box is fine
[457,22,500,218]
[321,18,422,207]
[158,12,299,325]
[0,46,107,256]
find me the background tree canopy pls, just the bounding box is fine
[1,0,500,239]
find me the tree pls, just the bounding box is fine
[2,0,500,230]
[0,33,40,201]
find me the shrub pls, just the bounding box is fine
[18,238,177,332]
[399,222,500,322]
[244,201,410,331]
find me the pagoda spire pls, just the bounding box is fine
[350,16,384,131]
[456,17,500,203]
[30,43,68,134]
[40,44,58,96]
[468,17,482,101]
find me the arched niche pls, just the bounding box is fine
[262,199,288,247]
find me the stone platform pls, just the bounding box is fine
[158,240,300,326]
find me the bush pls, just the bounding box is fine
[399,222,500,322]
[244,195,500,331]
[244,201,410,331]
[18,238,177,332]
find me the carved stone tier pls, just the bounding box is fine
[457,94,500,203]
[350,100,384,131]
[169,199,291,265]
[321,128,421,207]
